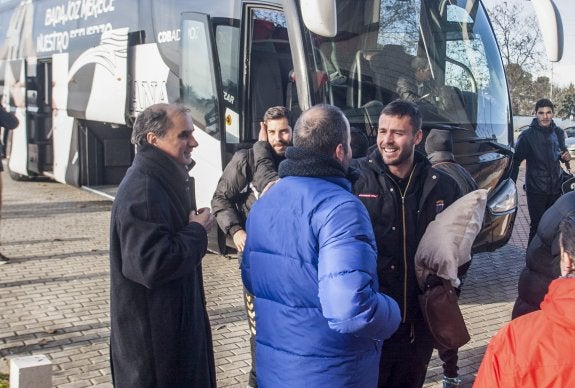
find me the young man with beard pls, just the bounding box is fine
[211,105,292,388]
[352,99,461,388]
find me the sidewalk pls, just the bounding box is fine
[0,170,529,387]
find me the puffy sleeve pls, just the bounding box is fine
[317,198,400,341]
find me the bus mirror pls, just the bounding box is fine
[300,0,337,37]
[531,0,564,62]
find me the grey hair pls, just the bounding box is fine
[293,104,349,156]
[131,103,189,145]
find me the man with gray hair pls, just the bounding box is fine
[242,104,400,387]
[110,103,216,387]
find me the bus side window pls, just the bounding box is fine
[247,10,293,142]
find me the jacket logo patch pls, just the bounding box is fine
[358,194,379,198]
[436,200,445,213]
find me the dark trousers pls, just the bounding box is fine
[438,348,459,378]
[526,191,561,244]
[378,320,434,388]
[239,253,258,387]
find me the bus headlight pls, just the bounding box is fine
[488,179,518,215]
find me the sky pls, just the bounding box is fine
[482,0,575,87]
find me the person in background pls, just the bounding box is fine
[242,104,400,387]
[425,128,478,387]
[511,98,571,243]
[512,190,575,318]
[0,103,19,265]
[396,57,437,104]
[352,100,461,388]
[211,105,292,388]
[474,212,575,387]
[109,103,216,387]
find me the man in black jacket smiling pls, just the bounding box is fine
[352,100,461,388]
[511,98,572,243]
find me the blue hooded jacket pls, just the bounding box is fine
[241,147,400,387]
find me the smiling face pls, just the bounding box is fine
[377,113,422,178]
[148,111,198,165]
[536,106,554,128]
[265,117,292,156]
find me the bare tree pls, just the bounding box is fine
[487,1,547,114]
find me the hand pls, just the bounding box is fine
[232,229,247,252]
[258,122,268,141]
[189,207,213,232]
[561,150,572,162]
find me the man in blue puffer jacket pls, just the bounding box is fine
[241,104,401,387]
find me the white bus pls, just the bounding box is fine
[0,0,563,252]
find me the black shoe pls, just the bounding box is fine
[0,253,9,265]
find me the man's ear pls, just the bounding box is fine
[414,129,423,145]
[334,143,345,164]
[146,132,157,145]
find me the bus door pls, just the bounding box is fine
[25,59,53,176]
[180,13,225,210]
[5,59,27,180]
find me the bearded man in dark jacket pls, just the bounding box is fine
[212,106,291,253]
[109,103,216,387]
[352,100,461,388]
[511,98,571,243]
[211,106,291,388]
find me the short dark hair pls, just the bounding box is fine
[534,98,554,113]
[381,99,422,133]
[131,103,189,145]
[293,104,349,156]
[560,212,575,274]
[263,106,290,124]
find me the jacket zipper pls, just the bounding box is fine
[397,167,416,322]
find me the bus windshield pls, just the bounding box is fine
[308,0,510,145]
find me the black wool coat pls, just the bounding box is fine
[109,144,216,387]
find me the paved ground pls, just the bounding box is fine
[0,169,530,387]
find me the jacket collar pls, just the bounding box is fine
[135,144,192,187]
[530,117,558,132]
